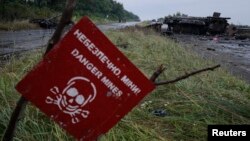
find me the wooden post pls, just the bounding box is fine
[3,0,77,140]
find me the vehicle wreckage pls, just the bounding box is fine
[29,14,74,29]
[147,12,232,35]
[164,12,230,35]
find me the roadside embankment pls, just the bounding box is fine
[0,28,249,141]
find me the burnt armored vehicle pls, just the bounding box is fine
[164,12,230,35]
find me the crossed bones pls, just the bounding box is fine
[46,86,90,124]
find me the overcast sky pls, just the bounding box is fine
[115,0,250,25]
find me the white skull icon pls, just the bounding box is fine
[45,76,97,124]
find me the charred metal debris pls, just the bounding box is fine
[146,12,250,38]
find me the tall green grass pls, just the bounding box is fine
[0,3,57,21]
[0,29,250,140]
[0,2,58,31]
[0,50,75,140]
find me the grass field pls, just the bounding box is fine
[0,3,113,31]
[0,29,250,140]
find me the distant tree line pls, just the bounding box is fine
[0,0,140,22]
[75,0,139,22]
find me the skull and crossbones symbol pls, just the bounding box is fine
[45,76,97,124]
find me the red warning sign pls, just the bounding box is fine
[16,16,155,140]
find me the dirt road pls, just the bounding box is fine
[0,22,139,66]
[0,29,53,60]
[175,34,250,83]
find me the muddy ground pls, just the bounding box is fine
[174,34,250,83]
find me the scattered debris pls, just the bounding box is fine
[207,48,216,51]
[174,34,250,83]
[116,43,129,49]
[152,109,167,117]
[29,14,75,29]
[30,19,57,29]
